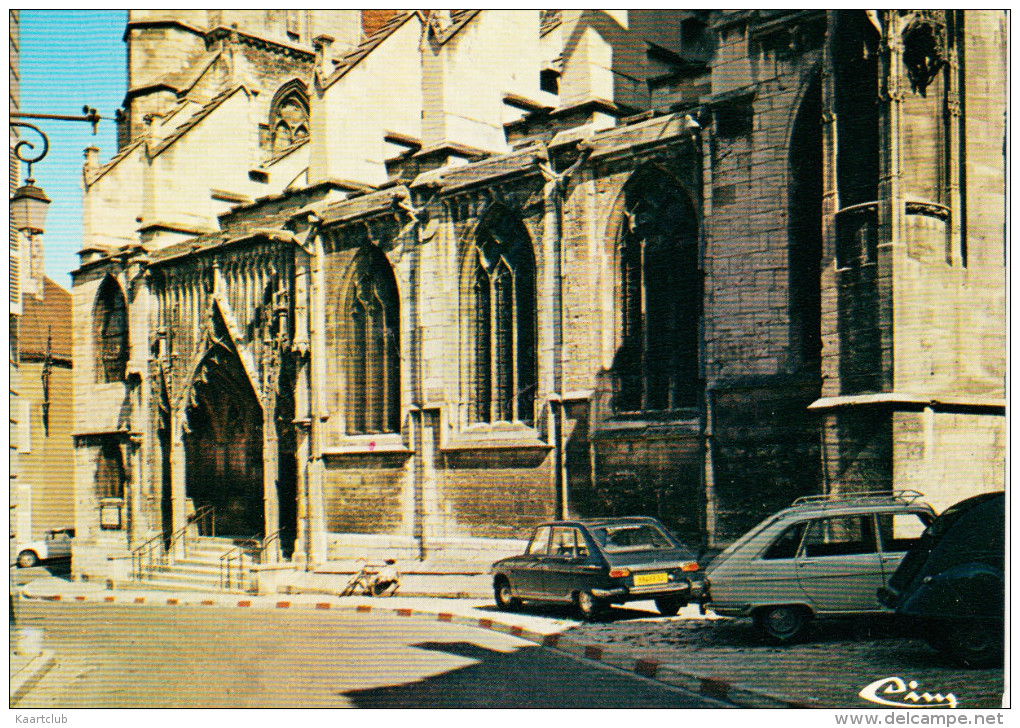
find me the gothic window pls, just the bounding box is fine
[344,246,400,435]
[466,207,537,426]
[269,83,309,155]
[96,437,125,500]
[94,275,128,383]
[614,170,701,413]
[788,75,823,372]
[833,12,880,210]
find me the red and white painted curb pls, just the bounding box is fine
[18,590,816,709]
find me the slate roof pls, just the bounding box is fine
[148,228,298,266]
[88,137,146,186]
[411,146,543,194]
[89,84,247,184]
[320,12,417,91]
[157,49,222,97]
[318,185,411,228]
[424,10,482,45]
[150,84,248,157]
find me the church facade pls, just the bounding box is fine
[71,10,1006,582]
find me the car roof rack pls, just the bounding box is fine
[791,489,925,507]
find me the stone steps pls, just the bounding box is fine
[128,537,260,594]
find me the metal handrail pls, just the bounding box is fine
[131,532,165,581]
[166,504,215,562]
[219,528,284,592]
[792,489,925,507]
[219,535,261,592]
[130,505,215,580]
[260,528,283,564]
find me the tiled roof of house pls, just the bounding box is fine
[20,277,73,360]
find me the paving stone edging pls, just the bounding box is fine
[17,589,818,709]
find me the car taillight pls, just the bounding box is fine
[609,568,631,578]
[681,562,700,572]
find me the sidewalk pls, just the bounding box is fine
[9,625,56,705]
[14,577,813,709]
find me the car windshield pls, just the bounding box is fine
[591,523,675,553]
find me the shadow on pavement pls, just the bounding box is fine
[10,561,71,586]
[342,640,712,708]
[473,601,662,623]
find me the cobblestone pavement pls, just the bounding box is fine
[565,604,1006,709]
[13,578,1006,709]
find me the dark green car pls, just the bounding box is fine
[491,517,706,619]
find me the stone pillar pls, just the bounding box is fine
[170,408,188,557]
[307,228,329,564]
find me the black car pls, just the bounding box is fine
[491,517,706,619]
[878,491,1004,668]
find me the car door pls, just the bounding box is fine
[875,510,933,583]
[48,530,72,559]
[748,520,809,605]
[513,526,552,597]
[795,514,885,612]
[539,526,591,601]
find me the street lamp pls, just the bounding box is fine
[10,120,51,235]
[9,106,101,235]
[10,179,50,235]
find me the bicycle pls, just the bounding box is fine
[339,559,399,597]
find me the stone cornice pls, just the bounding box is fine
[205,25,315,61]
[809,393,1005,414]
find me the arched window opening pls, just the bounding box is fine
[466,208,536,426]
[345,246,400,435]
[94,276,128,383]
[788,75,823,372]
[614,170,700,413]
[269,86,310,155]
[833,12,880,210]
[96,437,125,500]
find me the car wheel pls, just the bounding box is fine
[17,551,39,568]
[936,622,1003,669]
[576,590,606,620]
[754,605,809,644]
[654,596,685,616]
[494,577,521,612]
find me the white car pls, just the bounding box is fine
[706,491,935,642]
[16,528,75,568]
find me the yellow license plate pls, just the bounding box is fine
[633,572,668,587]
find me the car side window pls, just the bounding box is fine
[526,526,552,556]
[761,522,807,560]
[575,529,589,559]
[802,515,877,558]
[876,512,931,554]
[550,526,582,558]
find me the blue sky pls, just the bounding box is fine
[18,10,127,288]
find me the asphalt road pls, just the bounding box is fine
[13,601,728,708]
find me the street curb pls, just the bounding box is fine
[10,650,56,705]
[18,589,818,709]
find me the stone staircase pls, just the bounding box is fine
[130,536,257,594]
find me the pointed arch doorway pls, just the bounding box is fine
[183,344,265,538]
